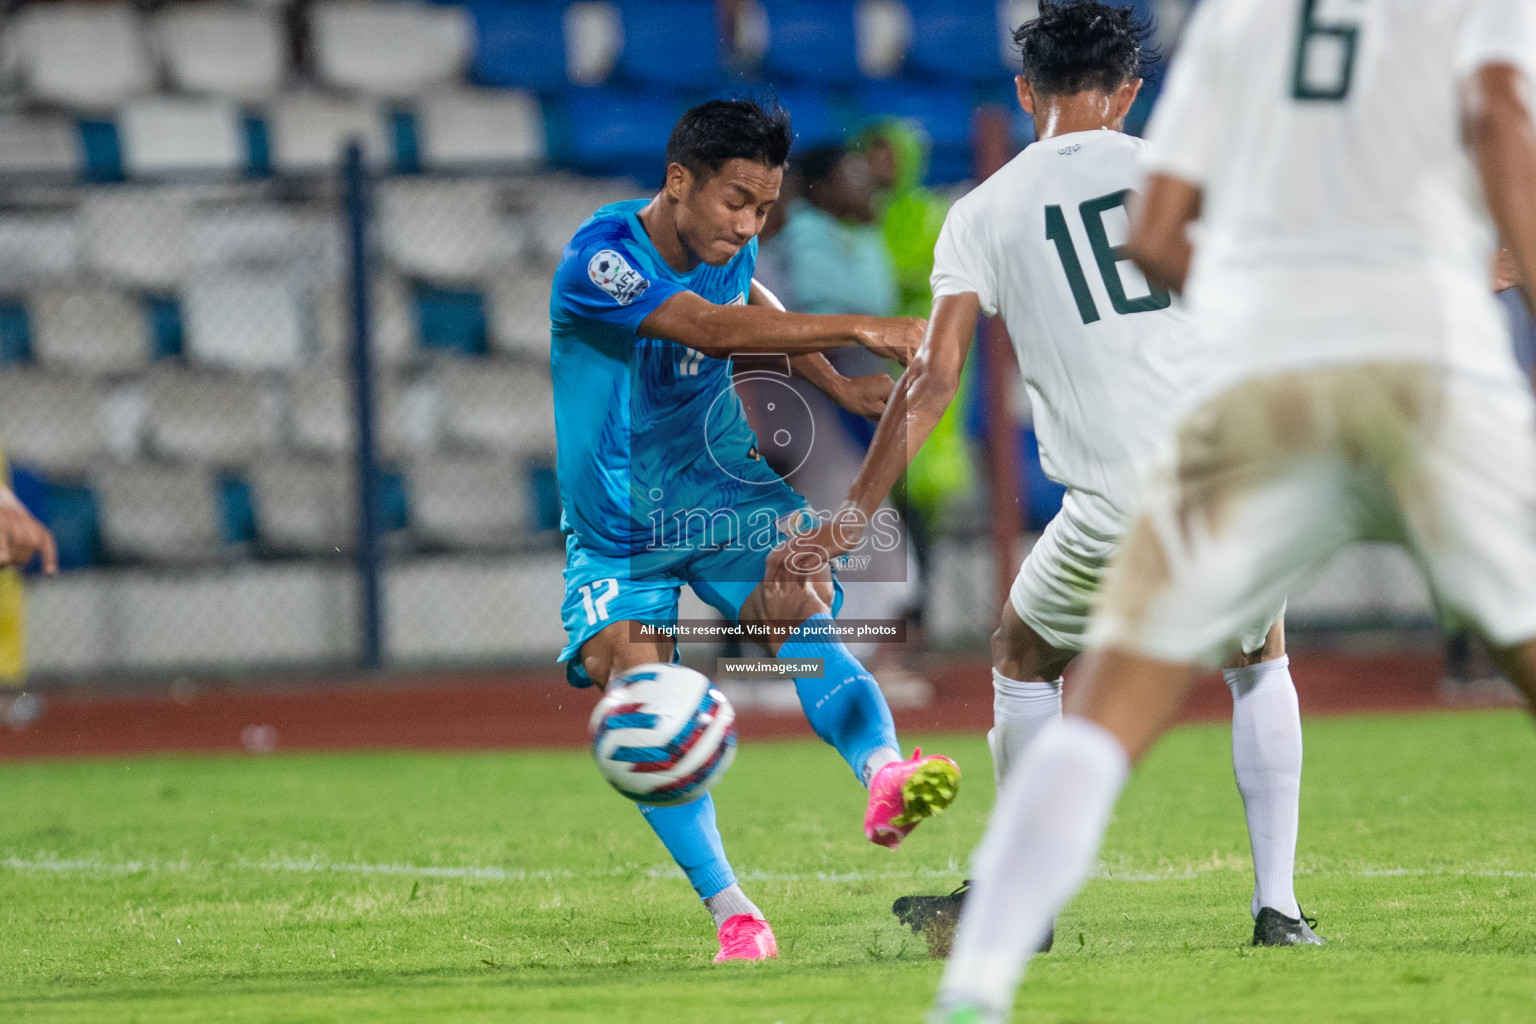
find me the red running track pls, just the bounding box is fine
[0,650,1505,761]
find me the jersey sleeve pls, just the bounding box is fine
[554,230,687,334]
[1141,2,1224,187]
[1455,0,1536,83]
[930,196,998,316]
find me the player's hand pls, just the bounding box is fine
[855,317,925,367]
[0,486,56,575]
[765,508,867,583]
[835,373,895,420]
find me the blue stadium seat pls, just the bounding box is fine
[907,0,1012,82]
[855,82,974,182]
[616,1,721,89]
[764,1,862,86]
[565,89,678,182]
[776,87,844,150]
[413,282,489,355]
[463,1,568,92]
[13,467,102,571]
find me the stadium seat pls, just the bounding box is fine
[463,1,569,91]
[763,1,862,85]
[0,374,108,475]
[144,372,275,465]
[266,93,391,173]
[249,458,357,554]
[93,463,222,563]
[775,88,844,150]
[286,370,427,460]
[432,359,556,459]
[408,455,529,548]
[856,0,912,78]
[524,175,644,260]
[8,3,155,110]
[906,0,1012,82]
[79,188,195,289]
[378,178,526,283]
[565,89,678,180]
[118,98,247,178]
[312,273,418,370]
[855,82,975,182]
[0,115,81,177]
[183,271,307,372]
[29,287,150,377]
[564,1,623,86]
[416,88,547,170]
[486,268,555,359]
[189,205,341,278]
[615,1,722,89]
[311,0,472,99]
[154,4,288,102]
[0,215,80,291]
[413,283,488,355]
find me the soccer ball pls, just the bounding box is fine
[589,663,738,807]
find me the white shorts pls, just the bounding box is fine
[1091,363,1536,666]
[1011,488,1281,657]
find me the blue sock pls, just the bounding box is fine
[637,793,735,900]
[779,613,900,783]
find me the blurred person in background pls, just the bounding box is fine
[0,459,57,731]
[756,144,923,676]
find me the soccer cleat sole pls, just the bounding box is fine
[892,759,961,828]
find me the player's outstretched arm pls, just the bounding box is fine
[765,291,979,578]
[1465,64,1536,320]
[638,290,924,366]
[0,485,56,575]
[746,280,896,419]
[1126,174,1203,294]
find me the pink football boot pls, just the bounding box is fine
[864,747,961,849]
[713,914,779,962]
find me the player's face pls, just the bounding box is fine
[674,159,783,266]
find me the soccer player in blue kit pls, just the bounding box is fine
[550,99,962,961]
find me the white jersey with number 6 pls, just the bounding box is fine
[931,129,1195,514]
[1143,0,1536,393]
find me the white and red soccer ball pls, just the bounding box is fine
[589,664,737,806]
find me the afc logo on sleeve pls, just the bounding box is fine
[588,249,651,306]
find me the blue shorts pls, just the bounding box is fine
[558,486,843,688]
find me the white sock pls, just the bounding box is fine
[937,717,1130,1018]
[989,670,1064,789]
[1224,655,1303,919]
[703,883,761,928]
[862,746,902,786]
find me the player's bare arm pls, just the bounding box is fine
[1126,174,1202,294]
[0,484,57,575]
[750,278,895,419]
[638,290,923,365]
[765,291,980,580]
[1465,63,1536,319]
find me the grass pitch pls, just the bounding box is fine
[3,709,1536,1023]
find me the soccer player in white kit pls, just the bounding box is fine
[768,0,1317,948]
[928,0,1536,1020]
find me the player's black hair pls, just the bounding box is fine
[1013,1,1154,97]
[665,98,793,184]
[796,145,846,188]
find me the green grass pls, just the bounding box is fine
[3,710,1536,1022]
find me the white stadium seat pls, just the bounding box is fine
[487,268,554,359]
[190,205,341,276]
[119,97,246,177]
[29,287,150,377]
[287,370,428,460]
[378,178,526,283]
[154,4,288,102]
[524,175,642,259]
[311,272,417,370]
[417,88,546,170]
[0,373,108,475]
[0,215,79,290]
[564,2,623,86]
[250,458,357,554]
[432,358,556,459]
[144,372,276,464]
[856,0,912,78]
[94,463,221,563]
[183,271,308,372]
[311,0,472,99]
[0,115,80,177]
[266,93,390,173]
[8,3,154,110]
[79,189,195,289]
[408,455,528,548]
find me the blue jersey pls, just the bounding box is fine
[551,200,772,557]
